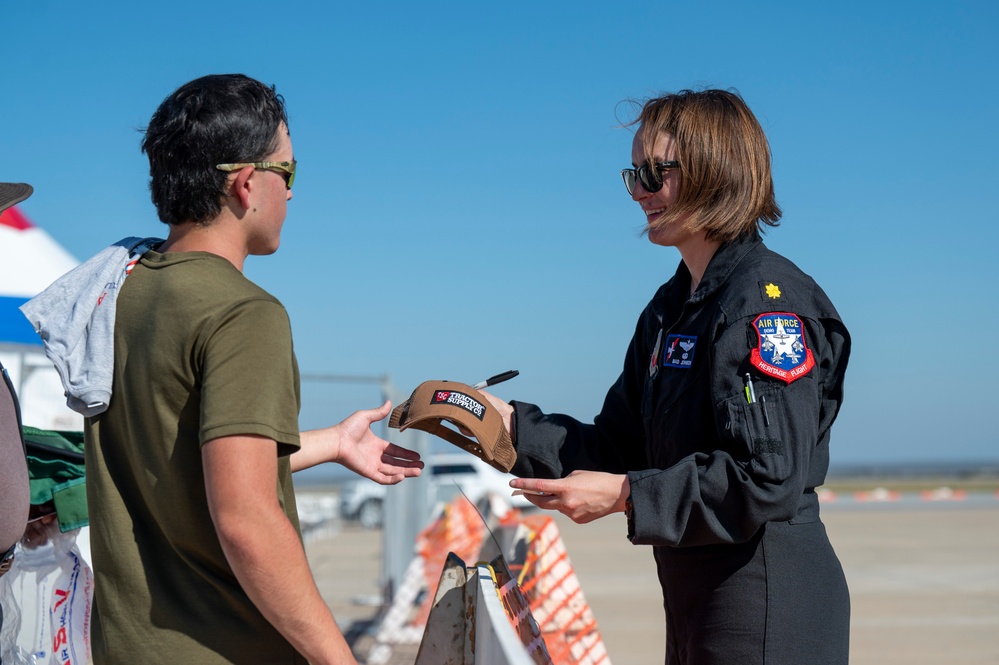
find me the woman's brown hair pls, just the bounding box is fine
[632,89,781,242]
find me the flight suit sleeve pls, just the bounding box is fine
[509,308,652,479]
[627,312,843,547]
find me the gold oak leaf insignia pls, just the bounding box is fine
[765,283,782,299]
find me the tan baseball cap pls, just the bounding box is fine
[389,380,516,473]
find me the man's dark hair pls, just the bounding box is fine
[142,74,288,225]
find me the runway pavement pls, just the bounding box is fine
[304,498,999,664]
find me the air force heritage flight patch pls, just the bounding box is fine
[749,312,815,383]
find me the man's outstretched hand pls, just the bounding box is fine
[292,401,424,482]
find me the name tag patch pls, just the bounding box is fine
[663,334,697,369]
[431,390,486,420]
[749,312,815,384]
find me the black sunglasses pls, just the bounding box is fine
[620,161,680,195]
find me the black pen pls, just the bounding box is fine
[760,394,770,427]
[472,370,519,390]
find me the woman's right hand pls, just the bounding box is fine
[476,390,514,436]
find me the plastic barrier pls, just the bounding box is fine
[503,514,610,665]
[414,553,552,665]
[369,493,611,665]
[369,496,489,663]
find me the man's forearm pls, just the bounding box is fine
[291,427,338,473]
[215,502,355,664]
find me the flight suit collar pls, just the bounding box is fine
[686,232,761,304]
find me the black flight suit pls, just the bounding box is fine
[510,231,851,665]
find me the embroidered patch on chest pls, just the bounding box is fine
[430,390,486,420]
[663,334,697,369]
[749,313,815,383]
[649,329,663,378]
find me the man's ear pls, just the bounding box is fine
[230,166,255,210]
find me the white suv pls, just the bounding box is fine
[339,453,532,529]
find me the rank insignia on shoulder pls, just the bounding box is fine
[759,281,783,302]
[749,313,815,383]
[663,334,697,369]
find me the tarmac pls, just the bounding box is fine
[304,499,999,664]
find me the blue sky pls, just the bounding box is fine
[3,1,997,466]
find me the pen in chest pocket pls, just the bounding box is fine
[743,373,756,403]
[744,373,770,426]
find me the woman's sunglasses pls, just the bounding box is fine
[620,161,679,195]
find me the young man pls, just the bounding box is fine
[84,75,423,664]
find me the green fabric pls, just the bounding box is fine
[85,250,306,665]
[23,426,88,532]
[49,478,88,531]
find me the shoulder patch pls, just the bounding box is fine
[749,313,815,383]
[663,334,697,369]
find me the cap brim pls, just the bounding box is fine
[0,183,33,214]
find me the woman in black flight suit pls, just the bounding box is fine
[480,89,851,665]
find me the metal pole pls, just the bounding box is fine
[298,373,433,609]
[379,379,432,607]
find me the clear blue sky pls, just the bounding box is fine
[3,1,997,466]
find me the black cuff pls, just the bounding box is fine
[625,493,635,542]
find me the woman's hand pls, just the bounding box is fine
[509,471,630,524]
[476,390,514,436]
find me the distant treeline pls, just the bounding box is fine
[828,460,999,479]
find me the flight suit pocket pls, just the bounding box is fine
[721,389,790,483]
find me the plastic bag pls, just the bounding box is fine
[0,520,93,665]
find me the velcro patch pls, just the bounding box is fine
[431,390,486,420]
[663,334,697,369]
[749,312,815,384]
[753,437,783,455]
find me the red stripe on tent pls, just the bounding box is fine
[0,206,33,230]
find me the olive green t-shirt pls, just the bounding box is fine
[84,250,307,664]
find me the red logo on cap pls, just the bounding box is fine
[435,391,450,401]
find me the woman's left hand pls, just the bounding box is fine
[510,470,630,524]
